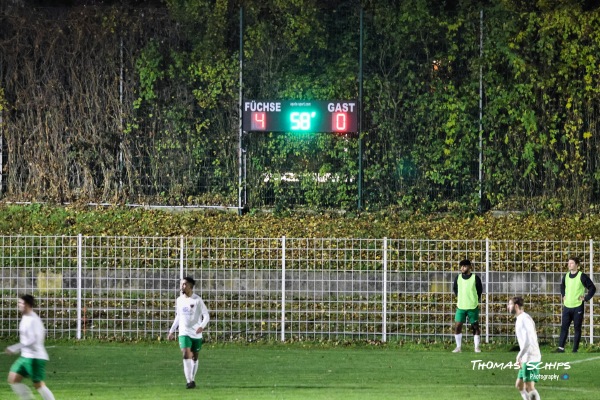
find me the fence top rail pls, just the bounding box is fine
[0,235,595,245]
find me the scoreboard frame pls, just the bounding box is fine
[242,100,358,133]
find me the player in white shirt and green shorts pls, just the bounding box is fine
[509,296,542,400]
[168,277,210,389]
[5,294,56,400]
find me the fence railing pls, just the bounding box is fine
[0,235,596,345]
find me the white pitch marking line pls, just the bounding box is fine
[568,355,600,364]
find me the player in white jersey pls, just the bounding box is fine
[168,276,210,389]
[5,294,56,400]
[508,296,542,400]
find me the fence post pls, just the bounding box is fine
[180,236,185,279]
[382,237,387,343]
[590,239,594,345]
[76,234,82,340]
[485,238,490,344]
[281,236,286,342]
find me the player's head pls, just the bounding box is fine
[183,276,196,287]
[567,256,580,272]
[508,296,524,315]
[181,277,195,295]
[18,294,35,313]
[459,259,471,273]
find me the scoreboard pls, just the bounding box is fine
[242,100,358,133]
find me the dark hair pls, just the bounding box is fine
[510,296,524,307]
[459,259,471,267]
[20,294,35,308]
[183,276,196,286]
[569,256,580,265]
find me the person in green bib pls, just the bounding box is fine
[452,259,483,353]
[555,256,596,353]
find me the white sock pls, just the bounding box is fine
[528,389,540,399]
[474,335,480,348]
[37,386,56,400]
[454,334,462,348]
[10,383,34,400]
[519,390,529,400]
[183,359,194,383]
[192,360,198,381]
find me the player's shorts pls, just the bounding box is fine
[517,361,540,382]
[10,357,47,383]
[179,336,203,353]
[454,307,480,323]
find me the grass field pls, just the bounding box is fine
[0,341,598,399]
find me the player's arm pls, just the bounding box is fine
[515,319,530,363]
[195,298,210,334]
[6,319,35,354]
[452,275,458,296]
[167,301,180,340]
[5,329,35,354]
[581,273,596,301]
[5,343,22,355]
[560,274,566,298]
[475,275,483,301]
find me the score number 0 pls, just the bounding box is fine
[332,112,348,131]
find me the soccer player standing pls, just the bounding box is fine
[168,277,210,389]
[555,256,596,353]
[5,294,56,400]
[509,296,541,400]
[452,259,483,353]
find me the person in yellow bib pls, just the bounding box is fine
[452,259,483,353]
[555,257,596,353]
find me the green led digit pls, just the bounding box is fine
[290,111,316,131]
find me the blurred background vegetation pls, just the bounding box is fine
[1,203,599,240]
[2,0,600,215]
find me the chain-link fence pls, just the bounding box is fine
[0,235,596,346]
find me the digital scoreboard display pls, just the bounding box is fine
[242,100,358,133]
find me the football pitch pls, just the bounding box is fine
[0,342,598,400]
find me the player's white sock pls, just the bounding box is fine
[183,359,194,383]
[474,335,480,348]
[519,390,528,400]
[528,389,540,400]
[10,383,34,400]
[454,333,462,348]
[192,359,198,381]
[37,386,56,400]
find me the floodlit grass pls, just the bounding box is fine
[0,341,598,399]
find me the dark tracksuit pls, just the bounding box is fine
[558,271,596,352]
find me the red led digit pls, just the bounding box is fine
[252,112,266,130]
[333,112,347,131]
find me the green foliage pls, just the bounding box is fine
[4,2,600,212]
[480,5,600,212]
[134,40,164,108]
[3,204,600,241]
[0,87,6,113]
